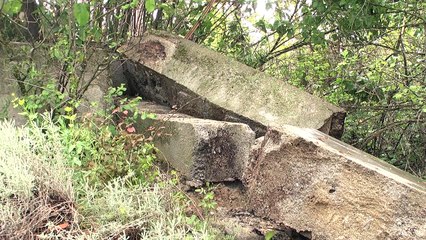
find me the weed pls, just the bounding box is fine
[0,119,75,239]
[6,81,225,238]
[195,182,218,215]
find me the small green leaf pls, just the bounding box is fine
[108,125,117,135]
[28,112,38,121]
[64,114,77,121]
[255,19,267,32]
[147,113,156,119]
[73,3,90,26]
[72,157,82,166]
[393,92,403,100]
[2,0,22,15]
[265,230,276,240]
[145,0,156,13]
[64,106,73,112]
[130,0,139,8]
[141,112,148,120]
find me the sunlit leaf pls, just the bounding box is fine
[145,0,156,13]
[2,0,22,15]
[73,3,90,26]
[64,106,73,112]
[265,230,276,240]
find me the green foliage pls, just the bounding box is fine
[78,176,215,239]
[145,0,156,13]
[232,0,426,178]
[12,82,67,122]
[195,182,217,215]
[267,37,425,177]
[60,85,158,186]
[1,0,22,15]
[0,119,226,239]
[264,230,276,240]
[4,71,229,237]
[12,82,158,185]
[73,3,90,27]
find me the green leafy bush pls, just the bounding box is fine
[3,78,230,238]
[0,106,226,239]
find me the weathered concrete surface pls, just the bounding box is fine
[136,102,255,182]
[212,182,311,240]
[243,125,426,240]
[119,32,346,138]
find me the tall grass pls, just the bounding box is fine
[0,119,74,239]
[0,119,224,239]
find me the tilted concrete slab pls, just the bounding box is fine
[243,125,426,240]
[119,32,346,138]
[135,102,255,182]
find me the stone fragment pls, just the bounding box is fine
[119,32,346,138]
[136,102,255,182]
[244,125,426,240]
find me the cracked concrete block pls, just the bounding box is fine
[135,105,255,182]
[244,125,426,240]
[119,32,346,138]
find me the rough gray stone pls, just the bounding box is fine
[135,102,255,182]
[76,51,113,114]
[212,208,264,240]
[244,125,426,240]
[109,60,128,89]
[119,32,346,138]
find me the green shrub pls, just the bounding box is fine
[2,83,227,238]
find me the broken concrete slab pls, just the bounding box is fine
[135,102,255,182]
[244,125,426,240]
[119,32,346,138]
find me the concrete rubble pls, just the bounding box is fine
[119,32,346,138]
[136,102,255,183]
[119,33,425,240]
[1,32,425,240]
[244,125,426,240]
[134,100,426,240]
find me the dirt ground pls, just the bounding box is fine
[185,180,311,240]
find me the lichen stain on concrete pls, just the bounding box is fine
[137,40,166,61]
[194,129,238,181]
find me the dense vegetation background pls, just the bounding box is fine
[0,0,425,238]
[1,1,425,178]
